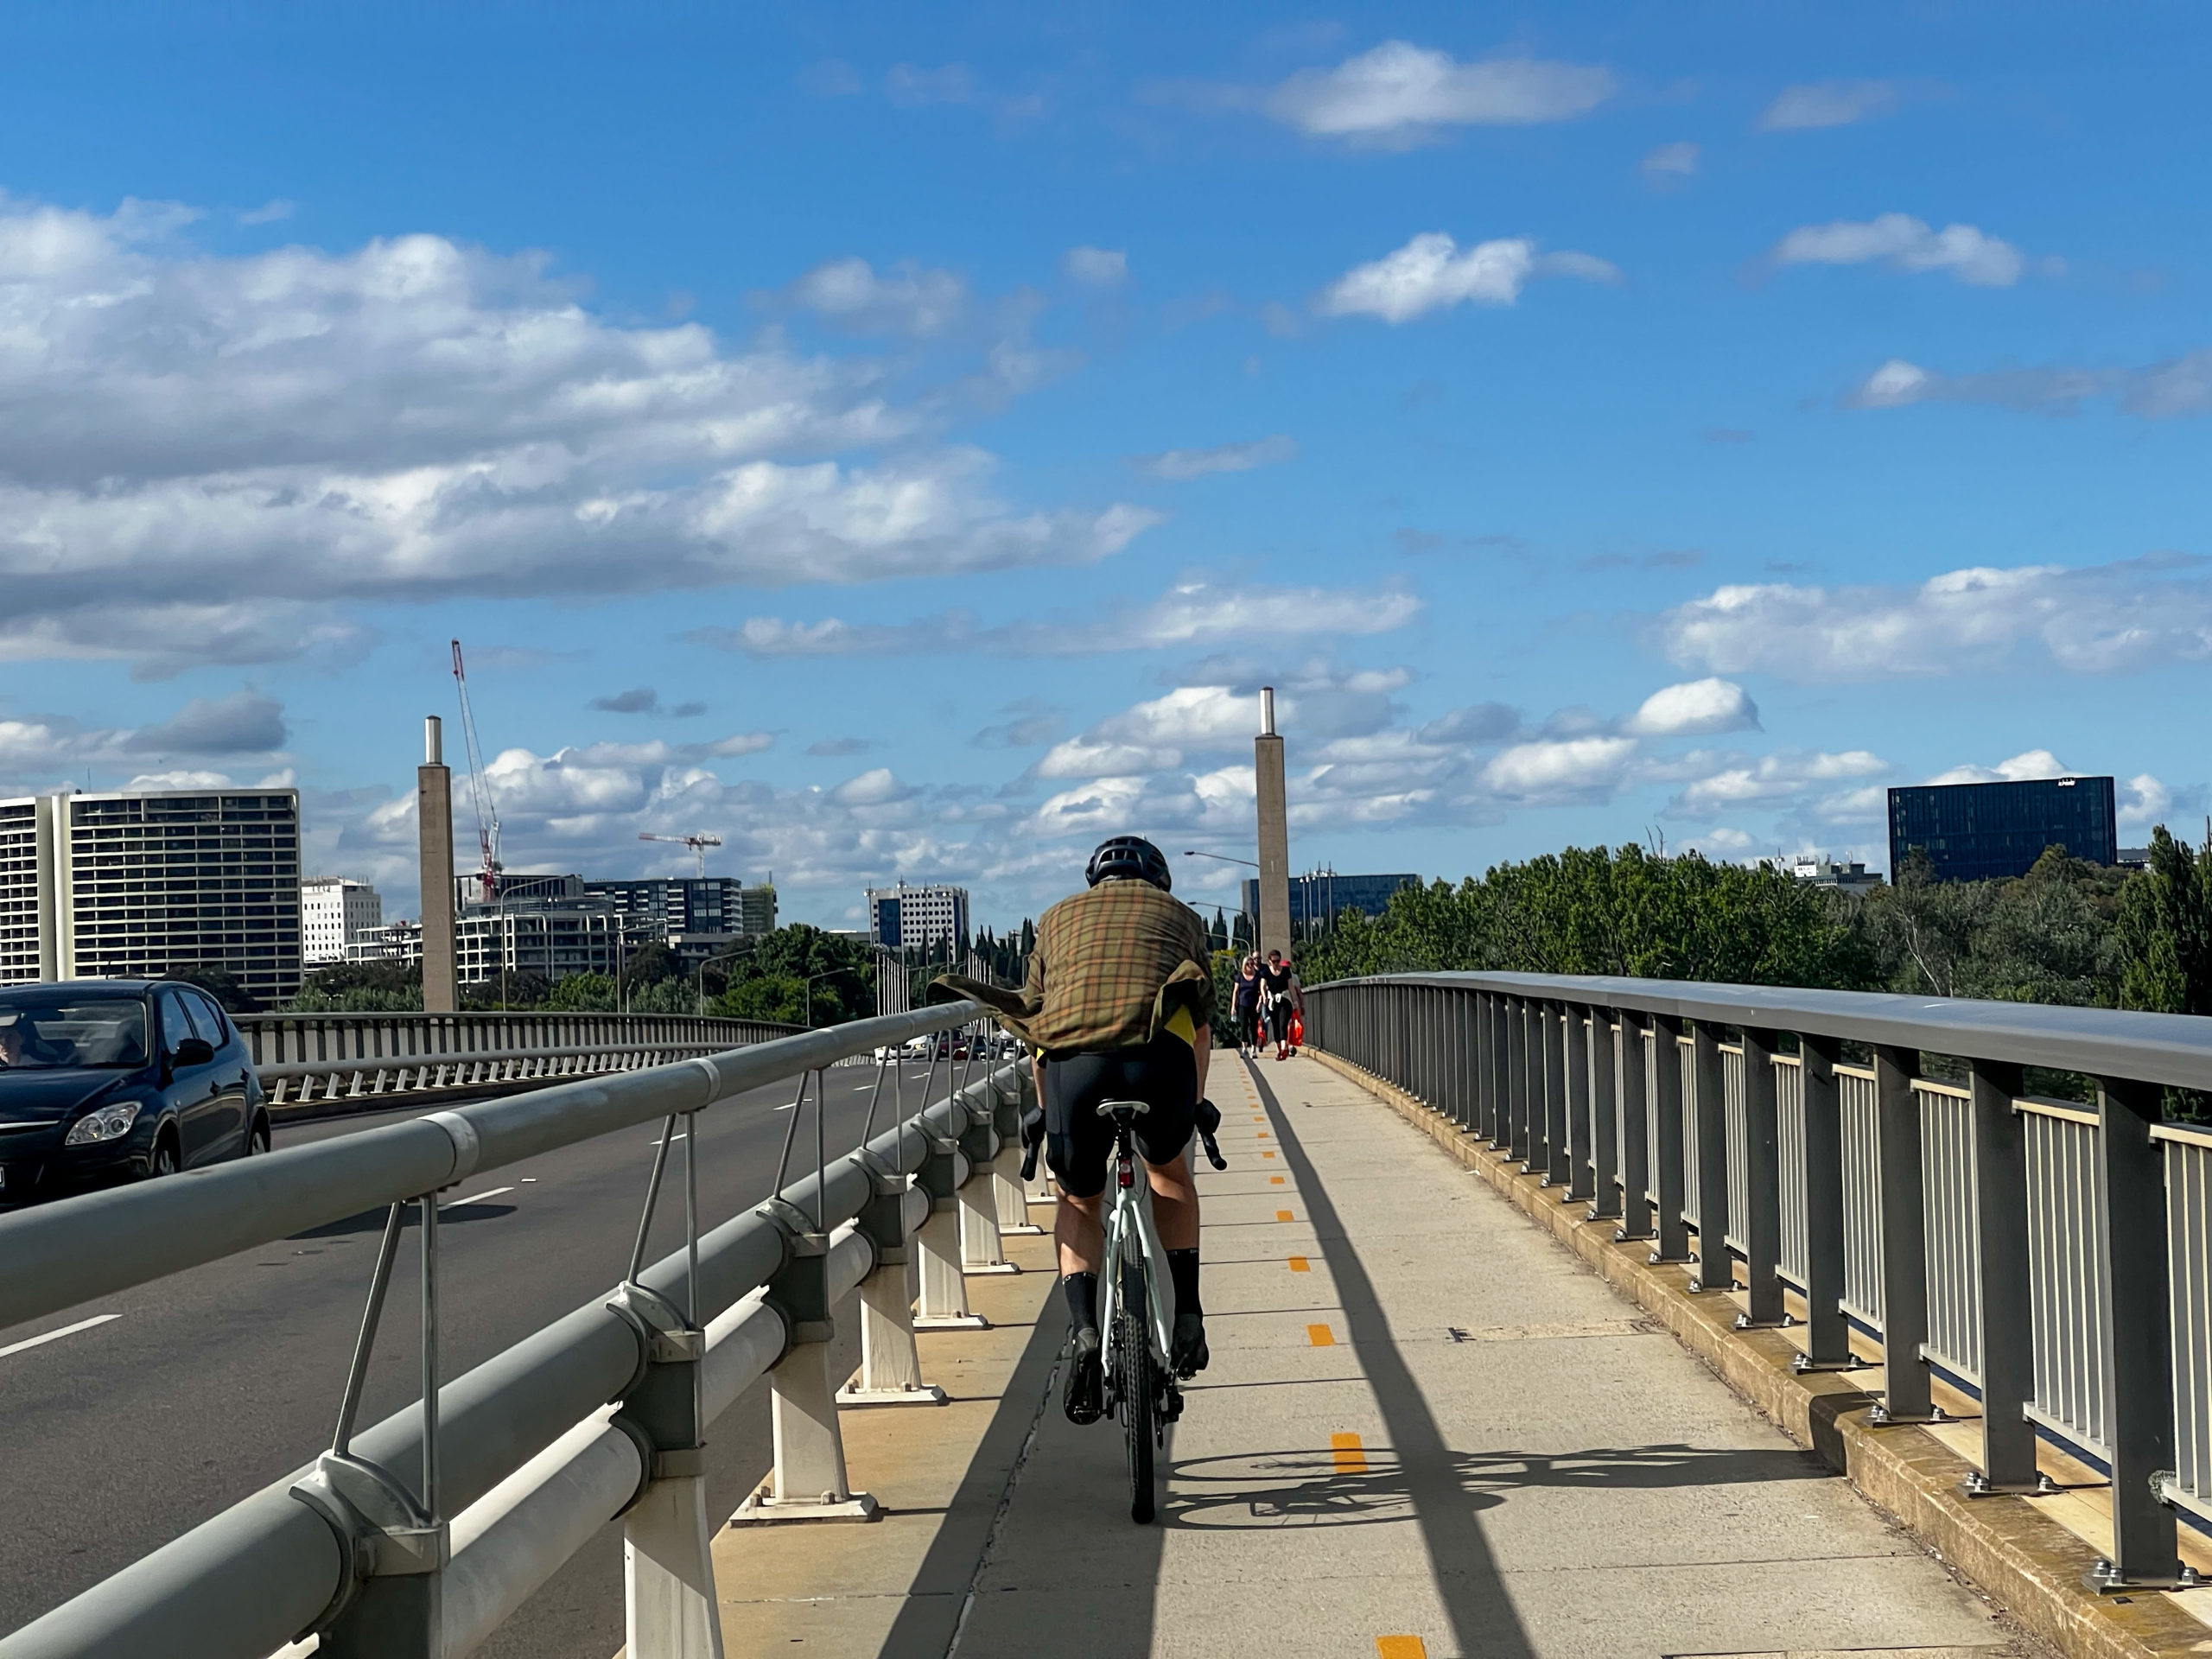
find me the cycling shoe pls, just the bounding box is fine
[1171,1312,1210,1378]
[1063,1325,1103,1424]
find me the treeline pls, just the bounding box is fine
[1293,827,2212,1017]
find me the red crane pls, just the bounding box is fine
[451,640,502,905]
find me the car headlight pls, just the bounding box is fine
[65,1103,143,1146]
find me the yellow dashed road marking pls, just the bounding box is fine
[1269,1176,1285,1185]
[1262,1151,1277,1160]
[1307,1323,1335,1346]
[1332,1432,1366,1472]
[1287,1255,1310,1272]
[1376,1639,1427,1659]
[1276,1209,1294,1222]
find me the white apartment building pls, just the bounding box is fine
[0,789,303,1002]
[302,876,384,966]
[865,882,969,953]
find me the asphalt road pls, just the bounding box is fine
[0,1057,970,1656]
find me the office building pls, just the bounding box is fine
[0,788,302,1002]
[454,906,624,987]
[302,877,384,966]
[1241,871,1418,935]
[867,883,969,952]
[582,877,775,942]
[348,918,424,965]
[1888,776,2119,884]
[1790,855,1885,894]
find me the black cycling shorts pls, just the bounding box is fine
[1041,1032,1197,1199]
[1265,1000,1294,1040]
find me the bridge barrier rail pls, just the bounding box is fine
[1305,970,2212,1592]
[236,1010,809,1110]
[0,1001,1020,1659]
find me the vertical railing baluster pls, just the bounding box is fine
[1651,1014,1690,1262]
[2088,1075,2183,1586]
[1539,1002,1566,1187]
[1616,1012,1653,1242]
[1564,1004,1594,1202]
[1689,1022,1731,1293]
[1588,1009,1619,1220]
[1796,1034,1853,1370]
[1738,1028,1785,1327]
[1510,999,1533,1166]
[1963,1058,2045,1496]
[1870,1045,1937,1423]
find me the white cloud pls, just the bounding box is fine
[1758,79,1899,131]
[238,199,296,226]
[1660,557,2212,682]
[1267,41,1614,141]
[1640,141,1699,184]
[1129,435,1299,480]
[0,199,1154,671]
[1666,749,1886,814]
[1624,678,1760,737]
[1771,213,2024,286]
[1845,353,2212,420]
[1925,749,2073,786]
[781,256,969,336]
[2120,773,2175,829]
[1319,232,1618,323]
[704,576,1419,658]
[1063,246,1128,287]
[125,770,237,791]
[1481,735,1638,803]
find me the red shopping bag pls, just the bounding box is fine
[1289,1011,1304,1048]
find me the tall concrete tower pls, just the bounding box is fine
[1255,687,1292,957]
[418,715,459,1014]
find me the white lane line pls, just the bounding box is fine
[0,1313,121,1359]
[442,1185,514,1210]
[646,1131,691,1144]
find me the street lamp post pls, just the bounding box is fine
[1185,850,1262,949]
[696,944,755,1018]
[801,967,842,1028]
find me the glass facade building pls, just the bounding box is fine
[1886,776,2118,883]
[1240,872,1420,933]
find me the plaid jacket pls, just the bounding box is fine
[934,880,1217,1057]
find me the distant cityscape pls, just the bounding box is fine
[0,771,2156,1006]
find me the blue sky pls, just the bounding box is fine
[2,3,2208,928]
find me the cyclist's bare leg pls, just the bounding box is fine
[1055,1187,1104,1276]
[1145,1152,1199,1248]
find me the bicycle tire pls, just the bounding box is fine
[1118,1255,1155,1522]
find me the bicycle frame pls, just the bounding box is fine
[1094,1109,1175,1376]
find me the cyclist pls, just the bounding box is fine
[934,834,1217,1425]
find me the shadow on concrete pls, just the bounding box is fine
[289,1203,516,1238]
[1252,1064,1539,1659]
[1167,1441,1827,1530]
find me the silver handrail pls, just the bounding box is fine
[0,1001,1001,1659]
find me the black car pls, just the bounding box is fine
[0,980,270,1205]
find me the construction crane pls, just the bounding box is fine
[639,831,722,880]
[451,640,502,905]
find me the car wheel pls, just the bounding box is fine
[149,1134,180,1179]
[247,1116,271,1157]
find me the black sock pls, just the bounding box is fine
[1167,1249,1202,1320]
[1063,1270,1097,1333]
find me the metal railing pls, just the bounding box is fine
[238,1011,809,1111]
[0,1000,1027,1657]
[1306,971,2212,1591]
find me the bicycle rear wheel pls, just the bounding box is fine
[1116,1255,1155,1522]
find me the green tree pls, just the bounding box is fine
[2117,824,2212,1014]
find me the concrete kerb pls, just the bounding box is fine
[1304,1043,2212,1659]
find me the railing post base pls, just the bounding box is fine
[734,1226,880,1526]
[625,1474,727,1657]
[839,1158,948,1408]
[914,1135,988,1328]
[1961,1470,2059,1499]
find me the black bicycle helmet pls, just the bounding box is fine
[1085,835,1172,893]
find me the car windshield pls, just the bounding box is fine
[0,999,151,1070]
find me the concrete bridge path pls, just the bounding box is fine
[714,1053,2021,1659]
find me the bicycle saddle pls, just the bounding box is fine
[1096,1098,1151,1121]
